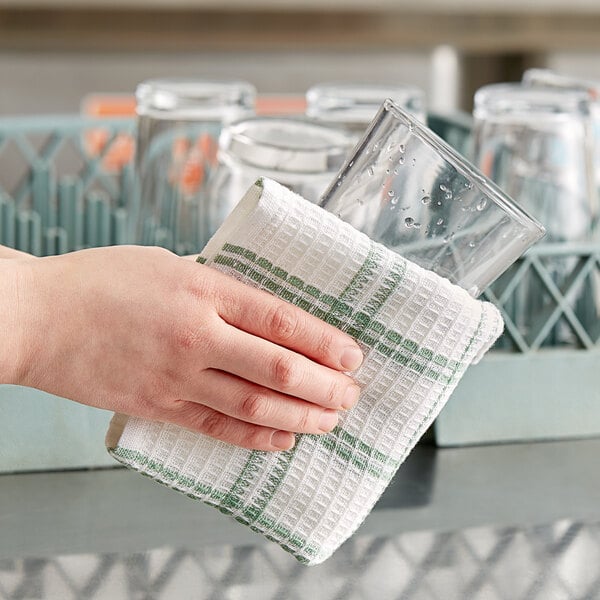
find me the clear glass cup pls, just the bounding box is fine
[306,83,426,141]
[523,68,600,221]
[319,99,545,298]
[207,116,355,237]
[473,83,597,242]
[134,78,256,254]
[473,82,598,345]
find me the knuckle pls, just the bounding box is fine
[188,270,216,303]
[240,393,269,422]
[316,331,335,361]
[296,407,312,432]
[266,303,299,341]
[324,379,339,408]
[200,411,229,440]
[173,325,202,352]
[242,426,269,450]
[271,354,298,390]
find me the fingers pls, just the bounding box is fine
[210,324,361,411]
[214,275,363,372]
[189,369,340,434]
[164,401,297,451]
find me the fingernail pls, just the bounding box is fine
[318,410,339,432]
[341,345,363,371]
[342,384,361,410]
[271,430,295,450]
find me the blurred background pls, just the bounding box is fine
[0,0,599,115]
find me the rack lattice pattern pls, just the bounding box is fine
[0,116,135,255]
[485,244,600,352]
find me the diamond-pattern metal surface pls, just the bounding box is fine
[1,519,599,600]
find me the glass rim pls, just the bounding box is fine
[307,82,424,103]
[523,68,600,102]
[136,78,256,112]
[222,116,353,174]
[306,82,425,121]
[473,82,590,117]
[382,98,546,241]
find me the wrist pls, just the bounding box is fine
[0,258,39,386]
[0,260,23,383]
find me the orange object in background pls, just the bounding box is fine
[81,94,137,173]
[81,93,306,176]
[255,95,306,116]
[82,94,137,118]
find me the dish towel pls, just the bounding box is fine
[106,177,504,565]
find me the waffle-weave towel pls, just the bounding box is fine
[106,177,503,565]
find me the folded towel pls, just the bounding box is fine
[106,177,503,565]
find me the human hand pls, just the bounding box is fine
[5,246,363,451]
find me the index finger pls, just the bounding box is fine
[215,274,364,372]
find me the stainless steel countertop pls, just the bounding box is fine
[1,439,599,599]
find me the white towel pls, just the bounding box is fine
[106,177,503,565]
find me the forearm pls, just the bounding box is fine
[0,245,32,259]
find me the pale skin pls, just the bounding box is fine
[0,244,363,451]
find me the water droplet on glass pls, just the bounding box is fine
[348,160,354,167]
[468,241,476,248]
[367,166,375,176]
[413,222,421,229]
[411,158,417,167]
[405,217,415,227]
[393,168,399,175]
[421,195,431,205]
[436,201,443,206]
[388,190,395,197]
[391,196,399,205]
[476,198,488,211]
[465,181,474,190]
[398,156,405,165]
[436,218,444,226]
[386,168,390,174]
[444,233,455,243]
[444,192,452,200]
[399,144,405,153]
[440,184,447,192]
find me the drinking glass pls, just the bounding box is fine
[306,83,426,141]
[207,116,355,236]
[319,99,545,298]
[134,78,256,254]
[473,82,598,345]
[473,83,597,242]
[523,68,600,220]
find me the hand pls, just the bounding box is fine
[4,246,363,451]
